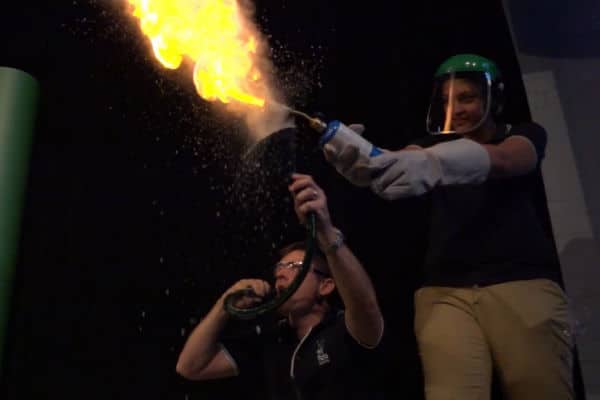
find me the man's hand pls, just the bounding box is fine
[288,173,340,248]
[288,173,332,227]
[221,279,271,309]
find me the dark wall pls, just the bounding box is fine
[0,1,561,399]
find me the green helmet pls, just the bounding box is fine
[426,54,505,135]
[434,54,501,82]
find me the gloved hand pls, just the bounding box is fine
[322,124,374,187]
[348,138,491,200]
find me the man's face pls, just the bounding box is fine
[442,78,486,134]
[273,249,331,316]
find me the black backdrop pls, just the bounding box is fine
[0,1,582,399]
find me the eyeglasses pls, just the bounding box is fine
[274,260,330,278]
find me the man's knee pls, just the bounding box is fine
[501,374,573,400]
[499,354,574,400]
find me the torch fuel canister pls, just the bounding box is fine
[318,120,382,158]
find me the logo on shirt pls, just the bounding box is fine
[315,339,330,366]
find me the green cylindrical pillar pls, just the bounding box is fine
[0,67,39,369]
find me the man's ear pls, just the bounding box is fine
[319,278,335,297]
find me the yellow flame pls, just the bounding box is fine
[127,0,266,107]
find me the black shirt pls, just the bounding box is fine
[222,309,383,400]
[411,122,560,287]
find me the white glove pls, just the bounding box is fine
[322,124,375,187]
[351,138,491,200]
[346,123,365,136]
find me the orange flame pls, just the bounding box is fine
[126,0,267,107]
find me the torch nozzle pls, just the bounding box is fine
[276,103,328,133]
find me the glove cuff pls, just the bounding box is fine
[425,138,491,185]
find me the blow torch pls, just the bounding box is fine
[281,105,383,159]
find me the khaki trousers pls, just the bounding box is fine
[414,279,574,400]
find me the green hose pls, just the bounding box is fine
[0,67,39,370]
[223,213,316,320]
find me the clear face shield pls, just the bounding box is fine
[426,71,493,135]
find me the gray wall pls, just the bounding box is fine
[503,1,600,398]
